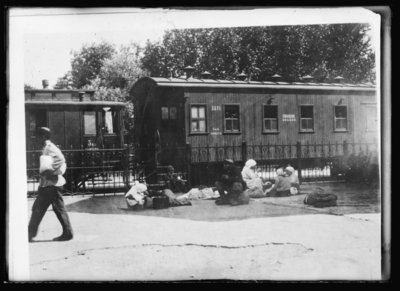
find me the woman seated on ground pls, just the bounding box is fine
[265,167,292,197]
[241,159,266,198]
[285,166,300,194]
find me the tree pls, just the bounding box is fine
[82,43,147,136]
[70,41,116,88]
[53,72,74,89]
[141,24,375,84]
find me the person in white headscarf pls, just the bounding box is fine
[285,166,300,194]
[241,159,265,198]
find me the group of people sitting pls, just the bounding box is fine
[125,159,301,209]
[214,158,300,206]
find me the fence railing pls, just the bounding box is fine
[26,147,141,196]
[186,140,378,186]
[27,141,378,195]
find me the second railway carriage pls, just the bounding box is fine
[130,69,378,185]
[25,87,128,193]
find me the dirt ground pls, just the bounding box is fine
[27,182,382,281]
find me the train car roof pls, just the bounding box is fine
[25,100,126,107]
[137,76,376,92]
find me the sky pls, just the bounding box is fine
[10,7,381,89]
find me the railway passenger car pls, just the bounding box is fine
[130,68,378,185]
[25,86,128,193]
[25,89,126,150]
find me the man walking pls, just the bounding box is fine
[28,127,73,242]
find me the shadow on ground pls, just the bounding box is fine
[64,182,381,222]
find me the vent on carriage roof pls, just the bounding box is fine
[334,76,344,83]
[302,75,313,83]
[237,72,247,81]
[271,74,282,82]
[42,79,49,89]
[200,71,212,79]
[183,66,195,79]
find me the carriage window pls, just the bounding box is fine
[300,105,314,132]
[169,107,177,120]
[334,106,348,131]
[161,107,169,120]
[102,108,118,134]
[161,106,177,120]
[190,105,207,133]
[263,105,278,132]
[224,105,240,132]
[84,111,96,135]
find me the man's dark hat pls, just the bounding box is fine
[37,127,51,139]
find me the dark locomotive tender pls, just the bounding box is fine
[130,68,377,185]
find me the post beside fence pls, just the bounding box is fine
[296,141,302,183]
[343,140,349,158]
[186,142,192,188]
[242,141,247,163]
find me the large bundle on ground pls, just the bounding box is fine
[304,192,338,208]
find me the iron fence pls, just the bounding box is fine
[26,147,143,197]
[187,140,378,186]
[27,141,378,196]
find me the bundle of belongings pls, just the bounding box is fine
[303,187,338,208]
[39,145,67,187]
[125,183,149,210]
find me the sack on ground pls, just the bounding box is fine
[304,193,338,208]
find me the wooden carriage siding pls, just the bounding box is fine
[25,89,131,195]
[25,89,127,151]
[130,76,378,175]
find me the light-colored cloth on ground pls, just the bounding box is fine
[125,183,147,207]
[177,187,219,201]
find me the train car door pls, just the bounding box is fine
[360,103,379,144]
[158,101,186,168]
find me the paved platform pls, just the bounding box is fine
[27,182,382,281]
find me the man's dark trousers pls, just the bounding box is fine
[28,186,73,239]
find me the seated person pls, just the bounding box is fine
[241,159,265,198]
[215,159,249,206]
[285,166,300,194]
[265,167,291,197]
[125,183,148,209]
[164,165,188,194]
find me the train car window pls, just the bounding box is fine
[84,111,97,135]
[169,107,177,120]
[161,107,169,120]
[161,106,177,120]
[190,105,207,133]
[224,105,240,133]
[263,105,278,132]
[102,109,118,134]
[300,105,314,132]
[334,106,348,131]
